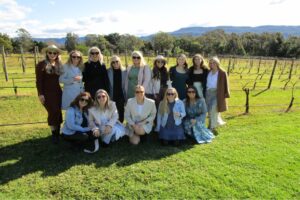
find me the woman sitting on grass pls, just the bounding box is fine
[88,89,126,147]
[61,92,100,152]
[183,86,214,144]
[156,87,186,146]
[124,85,157,145]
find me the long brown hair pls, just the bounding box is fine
[70,92,93,111]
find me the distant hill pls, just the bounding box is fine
[33,26,300,44]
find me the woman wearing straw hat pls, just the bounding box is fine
[206,56,230,133]
[35,45,63,144]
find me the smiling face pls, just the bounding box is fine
[132,54,141,66]
[209,60,218,71]
[177,56,186,66]
[187,88,196,100]
[89,49,100,62]
[166,88,176,102]
[79,96,89,109]
[96,92,107,105]
[193,56,202,68]
[111,57,120,69]
[71,52,82,66]
[47,50,58,62]
[155,59,165,68]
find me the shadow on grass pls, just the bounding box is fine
[0,134,194,185]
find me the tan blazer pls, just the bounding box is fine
[217,69,230,112]
[125,97,157,134]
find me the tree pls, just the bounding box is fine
[225,33,246,55]
[14,28,33,52]
[151,32,174,54]
[0,33,13,52]
[65,32,78,52]
[105,33,121,51]
[117,34,144,53]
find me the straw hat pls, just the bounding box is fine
[42,45,62,54]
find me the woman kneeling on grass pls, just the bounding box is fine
[61,92,100,152]
[183,86,214,144]
[88,89,126,147]
[155,87,186,146]
[125,85,157,145]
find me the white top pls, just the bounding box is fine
[206,71,219,89]
[137,104,144,115]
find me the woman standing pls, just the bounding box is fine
[61,92,100,152]
[206,56,230,131]
[150,55,169,108]
[107,55,126,122]
[89,89,126,146]
[35,45,63,144]
[125,85,157,145]
[156,87,186,146]
[187,54,209,98]
[124,51,151,100]
[169,54,189,100]
[183,86,214,143]
[60,50,84,110]
[82,47,110,98]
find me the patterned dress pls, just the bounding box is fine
[183,98,214,143]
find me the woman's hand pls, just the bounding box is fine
[93,129,100,137]
[174,112,181,118]
[38,95,45,104]
[103,125,112,135]
[73,75,82,82]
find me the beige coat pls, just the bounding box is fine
[124,97,157,134]
[217,69,230,112]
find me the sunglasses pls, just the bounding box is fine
[187,91,196,94]
[156,60,164,64]
[167,93,175,96]
[72,56,81,59]
[132,56,141,60]
[135,91,144,94]
[80,98,89,103]
[112,60,119,64]
[90,52,99,55]
[97,95,106,99]
[48,51,57,55]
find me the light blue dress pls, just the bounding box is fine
[183,98,215,143]
[59,64,84,110]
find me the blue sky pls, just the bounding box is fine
[0,0,299,38]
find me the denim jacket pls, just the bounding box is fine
[155,99,186,131]
[62,106,91,135]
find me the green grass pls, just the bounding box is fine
[0,55,299,198]
[0,112,299,199]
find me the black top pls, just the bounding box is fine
[113,68,124,101]
[82,61,110,98]
[153,67,169,88]
[187,66,209,97]
[81,112,88,128]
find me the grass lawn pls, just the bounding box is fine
[0,111,299,199]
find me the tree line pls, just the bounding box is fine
[1,28,300,58]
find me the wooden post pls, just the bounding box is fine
[288,58,295,80]
[227,57,232,76]
[20,46,26,73]
[12,78,18,95]
[1,46,9,81]
[267,59,277,89]
[243,88,250,114]
[124,48,128,68]
[34,46,39,67]
[257,57,262,74]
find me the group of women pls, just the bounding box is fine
[35,45,230,153]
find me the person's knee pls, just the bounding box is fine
[129,135,140,145]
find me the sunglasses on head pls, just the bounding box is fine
[72,56,81,59]
[135,91,144,94]
[48,51,57,55]
[167,93,175,96]
[132,56,141,60]
[90,52,99,55]
[97,94,106,99]
[80,98,88,103]
[112,60,119,64]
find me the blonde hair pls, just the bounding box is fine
[209,56,225,71]
[159,88,179,115]
[131,50,146,67]
[110,55,124,69]
[66,50,84,70]
[88,46,104,64]
[94,89,111,110]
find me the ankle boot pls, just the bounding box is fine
[51,130,60,144]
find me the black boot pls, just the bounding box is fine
[51,130,60,144]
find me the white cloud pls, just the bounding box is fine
[269,0,287,5]
[0,0,31,20]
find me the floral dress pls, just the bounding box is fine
[183,98,214,143]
